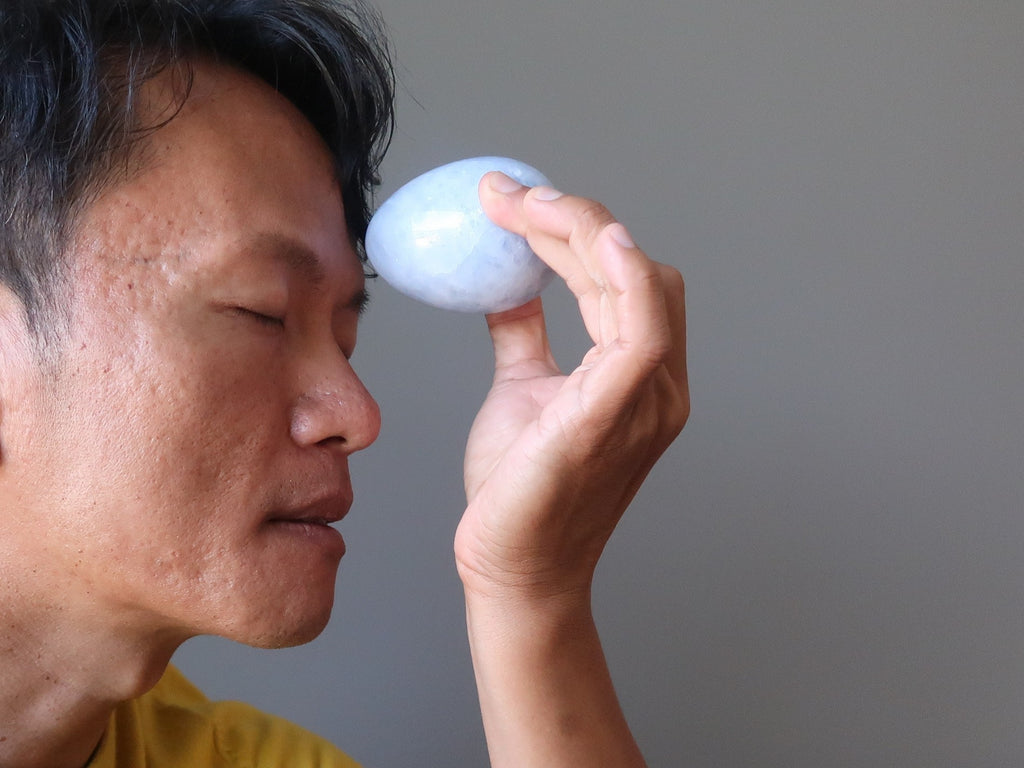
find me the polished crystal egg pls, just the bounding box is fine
[365,157,554,313]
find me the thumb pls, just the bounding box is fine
[485,298,558,379]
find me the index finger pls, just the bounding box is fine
[480,172,675,376]
[479,172,615,305]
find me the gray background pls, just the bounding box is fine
[174,0,1024,765]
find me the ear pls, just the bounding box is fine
[0,283,36,462]
[0,281,35,346]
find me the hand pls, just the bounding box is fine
[455,173,689,603]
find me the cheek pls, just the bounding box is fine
[51,327,289,541]
[131,348,286,491]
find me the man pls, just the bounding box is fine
[0,1,688,766]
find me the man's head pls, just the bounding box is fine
[0,1,392,651]
[0,0,394,342]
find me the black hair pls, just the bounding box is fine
[0,0,395,337]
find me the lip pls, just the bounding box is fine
[267,491,353,526]
[265,492,352,557]
[269,519,346,560]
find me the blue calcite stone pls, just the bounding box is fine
[365,157,555,313]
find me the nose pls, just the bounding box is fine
[290,355,381,452]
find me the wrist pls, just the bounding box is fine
[462,578,592,628]
[457,556,595,617]
[461,567,646,768]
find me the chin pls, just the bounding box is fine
[209,580,337,649]
[246,615,333,649]
[219,607,333,649]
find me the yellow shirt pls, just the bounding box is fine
[88,665,361,767]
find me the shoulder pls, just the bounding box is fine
[92,665,362,768]
[208,696,361,767]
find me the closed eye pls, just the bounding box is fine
[234,307,285,328]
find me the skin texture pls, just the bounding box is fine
[0,61,379,767]
[0,56,688,768]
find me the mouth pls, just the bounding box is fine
[289,517,333,526]
[269,516,343,536]
[264,493,352,556]
[269,515,339,528]
[268,492,352,526]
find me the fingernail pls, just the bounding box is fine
[531,186,564,201]
[488,172,525,194]
[608,223,636,249]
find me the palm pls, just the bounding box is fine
[464,353,562,494]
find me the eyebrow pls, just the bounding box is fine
[247,233,371,314]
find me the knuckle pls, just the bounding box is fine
[568,200,615,251]
[660,264,685,296]
[670,394,690,433]
[639,340,673,372]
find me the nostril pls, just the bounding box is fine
[289,385,380,451]
[315,434,348,450]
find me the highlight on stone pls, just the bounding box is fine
[365,157,555,313]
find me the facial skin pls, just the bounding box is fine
[0,60,381,655]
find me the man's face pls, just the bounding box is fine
[0,61,381,648]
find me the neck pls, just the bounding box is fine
[0,600,183,768]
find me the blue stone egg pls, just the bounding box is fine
[365,157,555,313]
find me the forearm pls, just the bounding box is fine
[465,586,647,768]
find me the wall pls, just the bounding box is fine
[175,1,1024,765]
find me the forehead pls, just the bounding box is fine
[70,59,358,290]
